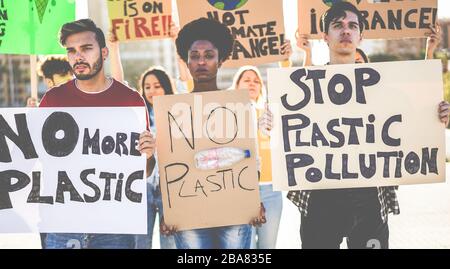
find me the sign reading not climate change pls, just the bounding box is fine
[0,107,147,234]
[298,0,437,39]
[177,0,286,67]
[268,60,445,191]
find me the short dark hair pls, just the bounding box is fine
[38,56,72,79]
[176,17,234,64]
[59,19,106,48]
[356,48,369,63]
[139,67,174,101]
[322,2,363,34]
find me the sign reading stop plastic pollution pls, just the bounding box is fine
[268,60,445,191]
[107,0,172,42]
[153,90,260,230]
[298,0,437,40]
[177,0,286,67]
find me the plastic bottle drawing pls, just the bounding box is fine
[194,147,251,170]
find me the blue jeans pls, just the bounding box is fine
[45,233,135,249]
[251,184,282,249]
[135,182,176,249]
[175,224,252,249]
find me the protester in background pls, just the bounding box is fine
[134,67,177,249]
[40,19,155,249]
[26,56,73,107]
[226,24,292,251]
[38,56,73,88]
[355,48,369,63]
[231,66,281,249]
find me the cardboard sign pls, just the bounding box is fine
[107,0,172,41]
[177,0,286,67]
[154,90,260,230]
[0,0,75,55]
[0,107,147,234]
[268,60,445,191]
[298,0,437,39]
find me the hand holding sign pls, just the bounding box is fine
[425,23,441,59]
[169,21,179,40]
[249,202,266,227]
[160,217,177,236]
[138,130,156,159]
[258,103,273,136]
[280,39,292,61]
[295,32,312,66]
[438,101,450,126]
[296,32,312,53]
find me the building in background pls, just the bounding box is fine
[0,55,33,107]
[441,19,450,51]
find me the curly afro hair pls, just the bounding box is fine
[176,17,234,64]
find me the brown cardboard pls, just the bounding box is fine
[268,60,445,190]
[177,0,286,67]
[298,0,437,40]
[153,90,260,230]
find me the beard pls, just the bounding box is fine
[73,55,103,81]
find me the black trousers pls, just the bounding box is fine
[300,188,389,249]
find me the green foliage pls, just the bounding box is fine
[368,53,399,63]
[444,72,450,104]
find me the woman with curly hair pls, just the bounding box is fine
[160,17,266,249]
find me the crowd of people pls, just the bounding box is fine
[25,2,449,249]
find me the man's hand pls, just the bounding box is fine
[296,32,312,53]
[26,97,37,107]
[250,203,266,227]
[425,24,441,59]
[169,21,180,40]
[138,130,156,159]
[439,101,450,126]
[160,217,178,236]
[258,103,273,136]
[280,39,292,61]
[107,30,120,48]
[296,31,312,66]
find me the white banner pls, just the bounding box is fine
[0,107,147,234]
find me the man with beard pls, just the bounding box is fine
[40,19,155,249]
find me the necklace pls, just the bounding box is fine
[75,77,113,94]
